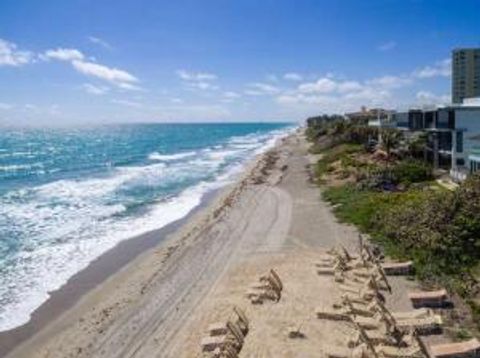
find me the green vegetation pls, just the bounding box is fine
[315,143,363,171]
[380,128,403,158]
[392,160,433,185]
[323,181,480,293]
[307,116,480,332]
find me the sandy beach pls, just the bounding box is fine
[3,131,426,357]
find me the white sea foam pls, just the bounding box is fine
[0,125,295,332]
[0,163,43,172]
[207,149,239,160]
[148,151,196,161]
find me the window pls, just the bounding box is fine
[456,131,463,153]
[424,111,434,128]
[437,110,452,129]
[471,160,480,173]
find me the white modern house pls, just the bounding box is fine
[391,98,480,181]
[451,98,480,180]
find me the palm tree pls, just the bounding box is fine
[407,132,428,160]
[329,120,348,137]
[380,128,403,159]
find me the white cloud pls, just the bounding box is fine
[224,91,241,99]
[221,91,241,103]
[277,93,336,105]
[111,99,142,108]
[0,39,33,66]
[176,69,219,92]
[72,60,138,87]
[367,75,412,89]
[188,81,219,91]
[117,82,143,91]
[336,81,364,93]
[43,48,85,61]
[245,82,280,96]
[176,69,217,81]
[343,88,390,102]
[378,41,397,52]
[415,91,450,106]
[274,58,451,116]
[48,104,60,116]
[88,36,112,50]
[24,104,37,110]
[298,78,365,94]
[298,78,337,94]
[0,102,13,110]
[41,45,140,90]
[276,73,404,114]
[284,72,303,81]
[83,83,110,95]
[413,59,451,78]
[266,74,279,82]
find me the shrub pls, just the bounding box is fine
[392,160,433,184]
[314,143,363,178]
[323,186,406,233]
[375,174,480,289]
[324,175,480,295]
[380,128,403,157]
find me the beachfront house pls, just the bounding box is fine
[353,107,397,146]
[392,99,480,181]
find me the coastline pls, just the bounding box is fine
[1,131,294,358]
[3,129,435,358]
[0,188,220,357]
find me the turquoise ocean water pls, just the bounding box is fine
[0,122,293,331]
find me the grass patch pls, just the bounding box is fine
[323,186,382,231]
[314,143,363,178]
[323,186,425,235]
[322,184,460,274]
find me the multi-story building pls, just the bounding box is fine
[392,101,480,181]
[452,48,480,104]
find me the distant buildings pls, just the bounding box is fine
[452,48,480,104]
[345,106,395,124]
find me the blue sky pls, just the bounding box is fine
[0,0,479,125]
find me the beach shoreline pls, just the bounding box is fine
[3,129,440,358]
[0,187,220,356]
[2,130,295,358]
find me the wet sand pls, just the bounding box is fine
[0,189,219,357]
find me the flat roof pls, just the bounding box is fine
[452,47,480,52]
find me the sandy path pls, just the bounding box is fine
[280,135,359,251]
[109,185,292,358]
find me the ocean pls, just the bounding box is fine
[0,122,293,332]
